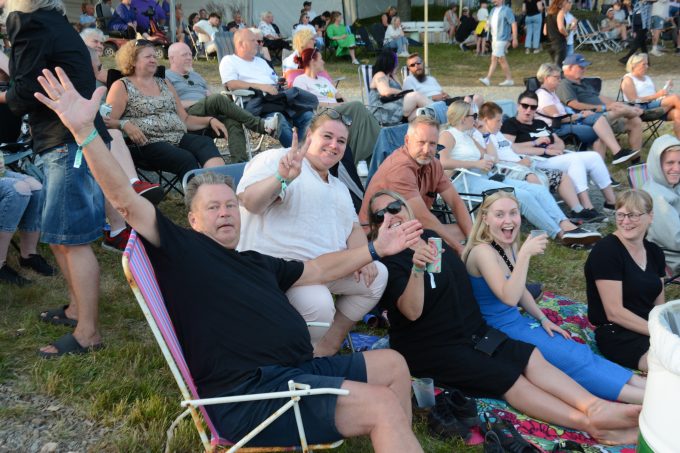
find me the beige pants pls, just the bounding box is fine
[286,261,388,344]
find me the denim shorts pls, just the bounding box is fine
[207,353,367,447]
[40,142,105,245]
[0,171,43,233]
[650,15,665,30]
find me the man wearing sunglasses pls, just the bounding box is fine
[359,116,473,255]
[167,42,283,163]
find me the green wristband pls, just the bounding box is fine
[74,128,99,169]
[412,264,425,273]
[274,171,289,197]
[537,315,548,323]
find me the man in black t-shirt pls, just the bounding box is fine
[34,68,425,452]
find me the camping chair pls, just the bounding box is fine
[627,163,680,285]
[182,163,247,192]
[357,64,401,127]
[368,23,386,52]
[595,21,624,52]
[187,26,209,60]
[218,89,265,161]
[616,79,666,148]
[575,20,607,52]
[106,67,185,196]
[214,31,235,62]
[450,169,484,221]
[122,231,349,453]
[354,25,379,57]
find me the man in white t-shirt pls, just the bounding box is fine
[220,29,314,148]
[193,12,220,55]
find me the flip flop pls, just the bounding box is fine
[481,412,541,453]
[484,430,504,453]
[38,333,104,359]
[39,305,77,327]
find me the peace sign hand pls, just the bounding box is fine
[277,127,308,182]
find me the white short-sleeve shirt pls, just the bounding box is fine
[219,54,278,86]
[402,74,443,98]
[236,147,358,260]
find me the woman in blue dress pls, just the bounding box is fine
[463,190,646,404]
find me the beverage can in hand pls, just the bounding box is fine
[99,103,112,119]
[426,237,442,273]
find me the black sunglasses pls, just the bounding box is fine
[408,61,423,67]
[182,74,195,86]
[481,187,515,198]
[316,108,352,127]
[466,112,478,120]
[519,102,538,111]
[371,200,405,224]
[135,39,153,47]
[256,39,264,44]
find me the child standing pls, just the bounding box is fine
[475,1,489,55]
[479,0,518,87]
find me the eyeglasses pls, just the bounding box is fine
[182,74,195,86]
[482,187,515,198]
[316,108,352,127]
[408,61,423,67]
[519,103,538,111]
[371,200,405,224]
[135,39,152,47]
[615,211,647,222]
[416,106,436,119]
[466,112,478,120]
[256,39,264,44]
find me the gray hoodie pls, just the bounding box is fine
[643,134,680,272]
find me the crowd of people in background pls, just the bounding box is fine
[1,0,680,451]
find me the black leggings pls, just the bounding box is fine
[130,133,221,179]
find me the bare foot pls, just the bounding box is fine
[590,426,639,446]
[586,399,641,430]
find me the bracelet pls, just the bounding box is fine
[208,117,215,126]
[537,315,548,323]
[367,241,381,261]
[412,264,425,273]
[274,170,289,198]
[74,128,99,169]
[119,119,129,131]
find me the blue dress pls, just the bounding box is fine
[469,275,632,401]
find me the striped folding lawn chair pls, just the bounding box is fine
[122,230,348,453]
[627,163,649,189]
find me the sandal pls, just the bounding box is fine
[481,412,541,453]
[39,305,78,327]
[552,439,585,452]
[38,333,104,359]
[484,430,504,453]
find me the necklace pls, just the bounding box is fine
[490,241,514,271]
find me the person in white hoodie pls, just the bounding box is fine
[643,134,680,272]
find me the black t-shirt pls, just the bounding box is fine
[379,230,486,359]
[141,210,311,397]
[524,0,541,16]
[456,16,478,42]
[584,234,665,326]
[310,16,326,30]
[501,117,554,144]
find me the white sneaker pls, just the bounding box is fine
[352,59,360,65]
[533,48,541,54]
[479,77,490,86]
[650,47,663,57]
[525,48,530,54]
[263,112,283,140]
[499,79,515,87]
[398,52,410,57]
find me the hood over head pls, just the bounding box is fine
[646,134,680,189]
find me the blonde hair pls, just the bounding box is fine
[292,28,315,53]
[615,189,653,215]
[446,100,471,127]
[626,53,647,74]
[5,0,64,14]
[115,40,154,76]
[367,190,415,240]
[536,62,560,83]
[462,191,521,262]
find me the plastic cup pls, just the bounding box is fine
[530,229,547,238]
[412,378,435,408]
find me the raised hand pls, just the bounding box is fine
[374,219,423,257]
[34,67,106,140]
[277,127,308,182]
[519,233,548,258]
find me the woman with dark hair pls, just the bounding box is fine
[368,49,431,125]
[368,190,640,445]
[545,0,569,66]
[381,5,398,29]
[292,47,380,163]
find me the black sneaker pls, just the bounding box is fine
[609,177,621,188]
[570,208,606,223]
[440,386,479,429]
[19,254,56,276]
[561,227,602,246]
[428,391,472,441]
[612,148,639,165]
[603,202,616,214]
[0,263,30,286]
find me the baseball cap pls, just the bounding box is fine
[563,54,592,67]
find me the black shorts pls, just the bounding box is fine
[206,353,367,447]
[402,338,535,399]
[595,324,649,370]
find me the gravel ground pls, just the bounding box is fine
[0,383,112,453]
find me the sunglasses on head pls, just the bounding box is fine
[519,102,538,111]
[135,39,152,47]
[482,187,515,198]
[408,61,423,67]
[371,200,405,224]
[182,74,195,86]
[316,107,352,127]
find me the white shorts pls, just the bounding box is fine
[492,40,508,57]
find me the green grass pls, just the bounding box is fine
[2,40,680,452]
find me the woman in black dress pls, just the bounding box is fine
[368,189,640,445]
[545,0,569,66]
[585,189,666,371]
